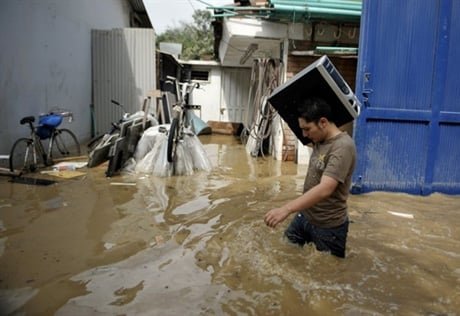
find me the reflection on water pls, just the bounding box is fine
[0,134,459,315]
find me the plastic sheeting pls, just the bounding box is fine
[125,125,212,177]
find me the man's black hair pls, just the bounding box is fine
[297,97,335,124]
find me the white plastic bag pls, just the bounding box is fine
[151,134,173,177]
[184,134,212,172]
[173,141,194,176]
[134,125,168,162]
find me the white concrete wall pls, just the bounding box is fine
[188,64,253,126]
[188,66,222,124]
[0,0,131,154]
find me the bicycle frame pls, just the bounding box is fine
[36,119,67,162]
[28,120,51,167]
[174,81,200,127]
[166,78,200,163]
[10,112,80,173]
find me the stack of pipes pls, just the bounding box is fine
[270,0,362,21]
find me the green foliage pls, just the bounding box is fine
[156,10,214,60]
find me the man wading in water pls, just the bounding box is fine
[264,97,356,258]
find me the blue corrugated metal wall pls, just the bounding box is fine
[352,0,460,195]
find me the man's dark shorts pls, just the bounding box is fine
[284,212,349,258]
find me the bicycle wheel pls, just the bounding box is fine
[167,118,179,163]
[9,138,38,173]
[50,128,81,160]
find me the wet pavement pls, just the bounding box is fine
[0,134,459,315]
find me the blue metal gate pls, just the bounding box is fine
[352,0,460,195]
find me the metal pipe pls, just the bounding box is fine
[271,0,361,5]
[272,4,361,16]
[210,6,273,11]
[212,13,238,17]
[315,46,358,52]
[270,0,362,11]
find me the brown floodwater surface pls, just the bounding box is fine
[0,134,459,315]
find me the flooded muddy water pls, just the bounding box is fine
[0,134,459,315]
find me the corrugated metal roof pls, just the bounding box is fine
[128,0,146,13]
[127,0,151,27]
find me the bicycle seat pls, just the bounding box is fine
[20,116,35,125]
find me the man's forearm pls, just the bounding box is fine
[283,176,337,213]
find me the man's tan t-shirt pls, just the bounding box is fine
[301,132,356,228]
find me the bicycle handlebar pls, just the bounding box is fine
[111,99,128,116]
[40,110,74,123]
[179,81,200,96]
[164,76,200,90]
[163,76,201,105]
[54,111,73,122]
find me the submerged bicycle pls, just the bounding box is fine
[165,76,201,164]
[9,110,81,174]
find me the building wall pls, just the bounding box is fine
[219,67,252,123]
[0,0,131,154]
[186,64,253,128]
[190,66,223,124]
[91,28,156,136]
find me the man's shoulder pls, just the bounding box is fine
[332,132,356,148]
